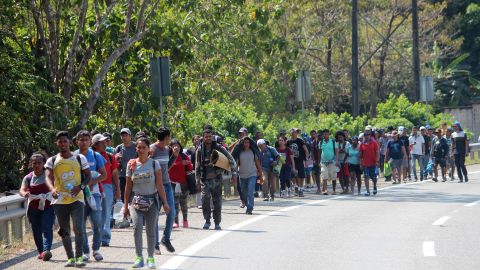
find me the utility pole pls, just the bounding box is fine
[351,0,360,117]
[412,0,421,101]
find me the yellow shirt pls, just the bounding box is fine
[45,154,89,205]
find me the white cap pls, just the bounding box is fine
[92,134,108,145]
[420,126,426,131]
[120,128,131,135]
[257,139,266,146]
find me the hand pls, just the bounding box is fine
[231,175,237,184]
[123,206,130,219]
[51,189,59,199]
[115,191,121,201]
[182,160,191,166]
[172,146,180,157]
[70,186,82,197]
[115,152,123,161]
[163,203,170,214]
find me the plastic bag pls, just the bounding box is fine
[384,162,392,177]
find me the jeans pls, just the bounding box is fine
[53,201,85,259]
[83,194,102,254]
[411,154,424,180]
[27,207,55,253]
[279,164,292,191]
[240,176,256,212]
[119,176,126,203]
[131,202,159,258]
[155,183,175,246]
[454,154,468,181]
[101,184,114,245]
[422,153,431,178]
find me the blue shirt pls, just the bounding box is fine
[386,140,404,160]
[74,148,106,194]
[260,146,279,170]
[319,139,336,162]
[346,144,360,165]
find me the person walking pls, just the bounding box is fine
[444,128,455,181]
[451,121,469,182]
[20,152,55,261]
[45,131,92,267]
[359,130,380,196]
[91,134,121,247]
[234,138,262,214]
[276,137,295,197]
[257,139,279,201]
[123,137,170,269]
[168,139,193,228]
[115,128,137,216]
[409,126,425,181]
[229,128,249,206]
[310,130,321,194]
[196,128,238,229]
[422,126,433,179]
[319,129,338,195]
[346,136,362,195]
[385,131,406,184]
[74,130,107,262]
[287,128,309,197]
[398,127,411,181]
[335,131,350,194]
[431,128,449,182]
[150,127,176,254]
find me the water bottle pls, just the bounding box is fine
[113,201,124,222]
[84,185,92,197]
[66,183,74,191]
[91,171,99,179]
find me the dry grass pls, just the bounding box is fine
[0,232,35,262]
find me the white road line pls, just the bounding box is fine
[465,200,480,207]
[432,216,451,226]
[423,241,436,257]
[160,180,434,269]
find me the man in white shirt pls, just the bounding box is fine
[409,126,425,181]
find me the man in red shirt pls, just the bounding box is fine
[359,130,380,196]
[91,134,121,247]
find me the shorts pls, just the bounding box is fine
[337,163,350,178]
[293,158,306,179]
[305,166,313,175]
[432,157,446,167]
[321,162,336,182]
[363,166,377,180]
[348,163,362,175]
[389,159,403,170]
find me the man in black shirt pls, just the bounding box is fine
[398,127,411,180]
[287,128,309,197]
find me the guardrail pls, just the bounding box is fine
[469,143,480,160]
[0,194,25,244]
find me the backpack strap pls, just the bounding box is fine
[25,172,34,187]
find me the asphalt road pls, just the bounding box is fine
[1,165,479,270]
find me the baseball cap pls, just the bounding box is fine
[238,127,248,134]
[92,134,108,145]
[257,139,266,146]
[398,126,405,132]
[434,128,442,134]
[102,132,112,140]
[420,126,426,131]
[290,128,298,134]
[120,128,131,135]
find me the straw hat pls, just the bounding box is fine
[211,150,231,172]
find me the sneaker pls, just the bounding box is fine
[93,251,103,261]
[465,177,469,183]
[392,181,398,185]
[37,252,44,260]
[132,256,144,268]
[270,196,274,201]
[263,197,269,201]
[75,256,86,267]
[64,258,75,267]
[161,239,175,253]
[458,180,464,183]
[432,178,438,182]
[331,192,336,195]
[147,257,156,269]
[294,186,299,196]
[173,223,179,228]
[373,187,377,195]
[183,220,189,228]
[155,245,161,255]
[203,222,211,230]
[364,192,370,196]
[43,250,52,261]
[254,191,259,198]
[197,205,202,209]
[442,178,447,182]
[214,223,222,230]
[101,242,109,247]
[299,190,304,197]
[82,253,90,262]
[240,202,245,208]
[246,210,253,215]
[306,187,311,192]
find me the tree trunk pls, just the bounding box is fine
[326,36,334,113]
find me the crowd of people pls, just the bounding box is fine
[18,121,471,268]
